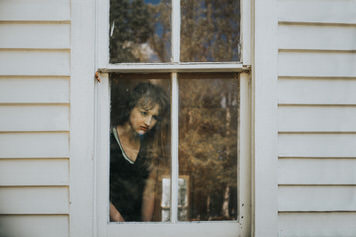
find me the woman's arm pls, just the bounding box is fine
[110,202,125,222]
[141,171,156,221]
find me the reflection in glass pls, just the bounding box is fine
[110,74,171,222]
[109,0,171,63]
[180,0,240,62]
[179,73,238,221]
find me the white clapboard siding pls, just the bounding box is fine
[278,24,356,51]
[277,0,356,24]
[0,132,69,158]
[278,51,356,77]
[0,23,70,49]
[278,133,356,158]
[278,106,356,132]
[0,215,69,237]
[0,50,70,76]
[279,159,356,185]
[0,105,69,132]
[0,187,69,214]
[279,186,356,211]
[0,0,70,21]
[279,212,356,237]
[0,159,69,186]
[0,77,69,103]
[278,78,356,105]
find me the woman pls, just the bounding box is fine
[109,82,169,222]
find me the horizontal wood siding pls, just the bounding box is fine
[0,0,70,21]
[0,0,71,236]
[0,77,69,103]
[0,215,69,237]
[277,0,356,235]
[279,213,356,237]
[0,159,69,186]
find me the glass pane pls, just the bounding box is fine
[109,74,171,222]
[178,73,238,221]
[180,0,240,62]
[109,0,171,63]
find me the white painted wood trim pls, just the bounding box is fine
[252,0,279,236]
[70,0,96,237]
[170,73,179,222]
[172,0,180,62]
[239,72,251,236]
[95,0,109,68]
[99,63,250,73]
[241,0,251,64]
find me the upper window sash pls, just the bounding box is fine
[96,0,251,70]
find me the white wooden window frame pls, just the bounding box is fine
[94,0,252,237]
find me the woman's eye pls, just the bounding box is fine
[141,111,148,116]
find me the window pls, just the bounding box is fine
[95,0,251,236]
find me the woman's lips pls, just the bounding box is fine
[140,126,149,131]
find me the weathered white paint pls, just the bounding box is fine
[0,50,70,76]
[279,158,356,185]
[0,187,69,214]
[0,105,69,132]
[171,73,179,222]
[0,159,69,186]
[278,133,356,158]
[0,23,70,49]
[279,51,356,77]
[278,78,356,105]
[278,106,356,132]
[238,73,252,236]
[279,186,356,212]
[0,0,70,21]
[0,215,69,237]
[0,132,69,158]
[253,0,279,236]
[70,0,96,236]
[277,0,356,24]
[279,212,356,237]
[108,222,239,237]
[278,24,356,51]
[0,77,69,103]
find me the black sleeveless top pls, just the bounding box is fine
[110,130,150,221]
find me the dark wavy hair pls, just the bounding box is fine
[111,82,169,127]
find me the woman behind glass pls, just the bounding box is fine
[110,82,169,222]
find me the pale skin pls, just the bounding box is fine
[110,103,160,222]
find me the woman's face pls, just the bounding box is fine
[129,103,160,135]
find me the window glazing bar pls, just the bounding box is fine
[170,72,179,223]
[99,63,250,73]
[172,0,181,62]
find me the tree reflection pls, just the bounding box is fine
[179,73,238,221]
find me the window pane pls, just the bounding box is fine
[180,0,240,62]
[109,0,171,63]
[178,73,238,221]
[110,74,171,222]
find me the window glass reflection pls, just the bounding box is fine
[110,74,171,222]
[180,0,240,62]
[178,73,238,221]
[110,0,171,63]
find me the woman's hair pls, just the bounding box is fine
[114,82,169,126]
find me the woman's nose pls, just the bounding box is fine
[144,116,152,126]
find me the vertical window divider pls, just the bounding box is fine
[170,72,179,223]
[172,0,181,63]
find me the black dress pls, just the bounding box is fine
[110,129,150,221]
